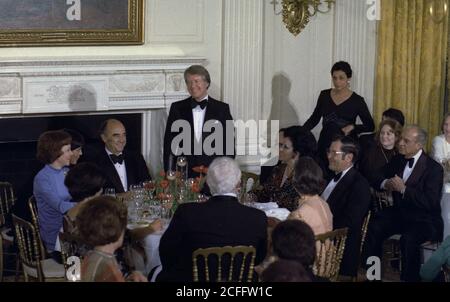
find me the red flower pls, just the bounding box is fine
[160,179,169,189]
[159,170,166,177]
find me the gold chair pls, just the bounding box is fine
[59,232,86,281]
[12,214,65,282]
[28,196,47,258]
[314,227,348,281]
[240,171,260,203]
[360,211,371,254]
[0,182,19,281]
[192,245,256,282]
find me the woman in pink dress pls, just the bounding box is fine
[288,157,333,235]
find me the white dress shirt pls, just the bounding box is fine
[321,165,353,201]
[380,149,423,190]
[401,149,422,182]
[106,147,128,191]
[192,96,208,142]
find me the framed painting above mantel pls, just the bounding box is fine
[0,0,144,47]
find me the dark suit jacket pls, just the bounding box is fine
[325,167,371,276]
[158,195,268,282]
[163,97,234,176]
[89,148,150,193]
[374,152,444,240]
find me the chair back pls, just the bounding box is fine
[240,171,259,202]
[314,227,348,281]
[0,182,16,226]
[28,196,46,257]
[59,232,85,279]
[360,211,371,254]
[12,214,45,282]
[192,245,256,282]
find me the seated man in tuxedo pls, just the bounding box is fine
[157,157,268,282]
[163,65,235,177]
[321,135,371,278]
[88,119,150,193]
[363,125,443,282]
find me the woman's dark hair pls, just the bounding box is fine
[76,196,127,247]
[63,128,85,150]
[65,162,106,202]
[283,126,317,158]
[261,259,311,282]
[293,157,325,195]
[36,130,72,164]
[331,61,352,78]
[272,220,316,267]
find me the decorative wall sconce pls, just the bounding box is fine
[427,0,448,23]
[281,0,335,36]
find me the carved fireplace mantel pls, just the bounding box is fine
[0,56,206,115]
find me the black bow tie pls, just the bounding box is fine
[333,172,343,182]
[406,157,414,168]
[110,154,124,165]
[191,98,208,109]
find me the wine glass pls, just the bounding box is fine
[143,180,156,200]
[176,156,188,182]
[104,188,116,197]
[167,170,176,181]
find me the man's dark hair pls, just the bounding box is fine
[331,135,360,163]
[382,108,405,126]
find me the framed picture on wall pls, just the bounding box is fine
[0,0,144,46]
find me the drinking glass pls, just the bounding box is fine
[176,156,188,182]
[143,180,156,200]
[104,188,116,197]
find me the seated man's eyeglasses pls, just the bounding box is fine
[327,149,346,155]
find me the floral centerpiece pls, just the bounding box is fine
[144,166,208,216]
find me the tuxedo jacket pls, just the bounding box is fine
[92,148,150,193]
[325,167,371,276]
[158,196,268,282]
[163,97,235,174]
[374,152,444,239]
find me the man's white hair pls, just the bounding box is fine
[206,157,241,195]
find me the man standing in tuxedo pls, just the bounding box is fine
[321,135,371,278]
[163,65,235,177]
[363,125,443,282]
[92,119,150,193]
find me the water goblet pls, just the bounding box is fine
[104,188,116,197]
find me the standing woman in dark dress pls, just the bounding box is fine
[303,61,375,172]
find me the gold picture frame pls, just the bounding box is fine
[0,0,144,47]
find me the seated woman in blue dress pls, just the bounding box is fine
[249,126,318,211]
[33,130,85,257]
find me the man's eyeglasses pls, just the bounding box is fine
[327,149,346,155]
[279,143,293,150]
